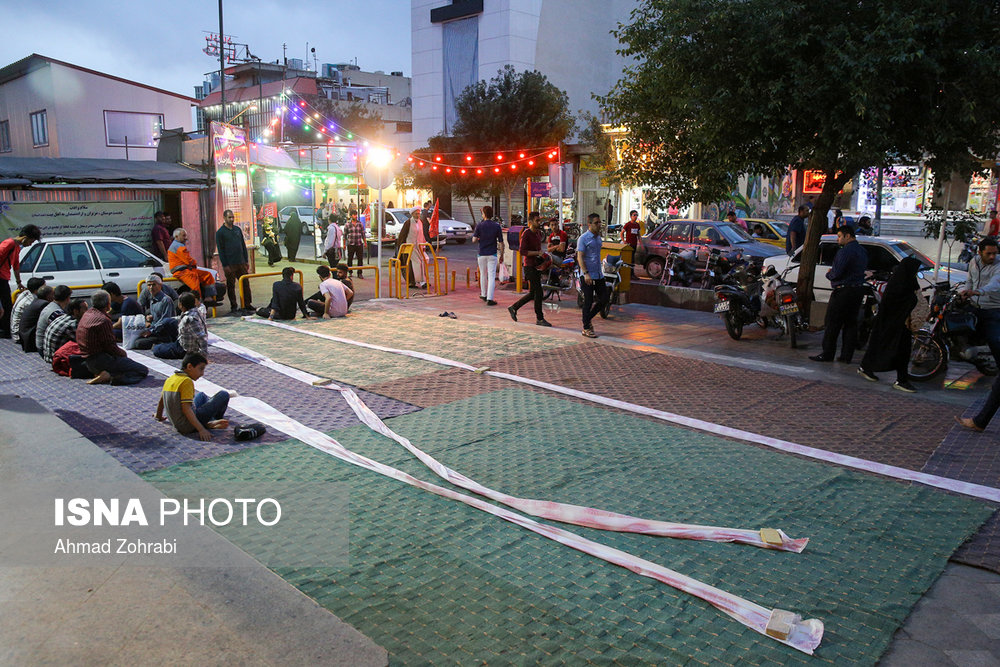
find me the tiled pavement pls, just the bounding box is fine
[3,278,999,665]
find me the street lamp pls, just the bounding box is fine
[364,147,396,297]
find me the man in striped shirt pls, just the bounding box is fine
[41,298,88,364]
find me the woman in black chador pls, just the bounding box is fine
[284,209,303,261]
[858,256,922,392]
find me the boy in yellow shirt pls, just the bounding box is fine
[155,352,229,441]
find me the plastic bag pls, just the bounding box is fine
[121,314,147,350]
[497,262,511,283]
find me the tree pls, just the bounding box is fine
[409,66,575,221]
[602,0,1000,316]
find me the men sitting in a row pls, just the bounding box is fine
[19,285,54,353]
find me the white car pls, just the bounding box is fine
[11,236,223,298]
[278,206,316,234]
[380,208,472,245]
[763,235,967,302]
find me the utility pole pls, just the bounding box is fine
[218,0,226,122]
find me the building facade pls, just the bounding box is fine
[0,54,197,160]
[410,0,634,150]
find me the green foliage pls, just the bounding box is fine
[602,0,1000,207]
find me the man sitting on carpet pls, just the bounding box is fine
[257,266,312,321]
[153,292,207,359]
[76,290,149,385]
[19,285,54,353]
[11,277,45,345]
[155,352,229,441]
[306,265,352,319]
[42,298,88,365]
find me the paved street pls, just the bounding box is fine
[2,235,998,665]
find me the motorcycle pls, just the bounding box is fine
[700,248,741,289]
[714,265,802,347]
[543,252,579,302]
[958,235,982,265]
[909,284,999,381]
[661,245,698,287]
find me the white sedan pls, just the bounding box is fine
[381,208,472,245]
[764,235,966,302]
[11,236,223,297]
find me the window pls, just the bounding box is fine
[36,242,93,272]
[18,244,41,272]
[0,120,10,152]
[663,223,691,243]
[103,111,164,147]
[692,224,724,245]
[92,241,153,269]
[30,110,47,147]
[818,243,840,266]
[864,245,897,273]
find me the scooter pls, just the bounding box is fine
[543,253,579,302]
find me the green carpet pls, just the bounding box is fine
[211,308,575,387]
[142,389,992,665]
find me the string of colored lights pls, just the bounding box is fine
[271,89,560,177]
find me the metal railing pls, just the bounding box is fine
[237,271,304,311]
[389,243,446,298]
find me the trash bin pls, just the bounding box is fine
[600,241,633,293]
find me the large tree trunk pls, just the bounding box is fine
[795,169,852,322]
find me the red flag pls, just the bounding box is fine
[429,198,440,239]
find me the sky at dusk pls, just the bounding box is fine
[2,0,413,96]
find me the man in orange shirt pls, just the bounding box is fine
[985,209,1000,238]
[168,228,217,302]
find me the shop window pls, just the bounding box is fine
[104,111,163,147]
[0,120,10,152]
[30,110,47,147]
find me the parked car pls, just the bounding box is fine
[278,206,316,235]
[763,235,966,303]
[635,219,784,280]
[381,208,472,245]
[744,218,788,249]
[11,236,224,298]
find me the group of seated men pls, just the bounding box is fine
[255,263,355,321]
[8,275,231,440]
[9,273,213,384]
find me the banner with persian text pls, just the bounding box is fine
[211,122,255,271]
[0,201,156,248]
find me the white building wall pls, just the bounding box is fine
[410,0,634,150]
[0,66,59,157]
[0,60,194,159]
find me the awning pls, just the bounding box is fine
[0,157,207,186]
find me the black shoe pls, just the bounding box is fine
[893,380,917,393]
[809,354,833,362]
[487,300,498,306]
[480,296,487,301]
[508,306,518,322]
[838,357,853,364]
[536,319,552,327]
